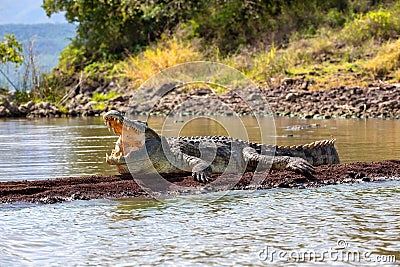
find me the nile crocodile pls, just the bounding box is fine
[103,110,339,183]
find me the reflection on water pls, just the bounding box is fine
[0,181,399,266]
[0,116,399,181]
[273,117,400,163]
[0,117,116,181]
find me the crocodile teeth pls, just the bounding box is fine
[126,126,130,131]
[106,153,109,161]
[112,128,116,134]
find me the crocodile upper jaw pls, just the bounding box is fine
[103,111,147,165]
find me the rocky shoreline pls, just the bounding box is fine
[0,160,399,204]
[0,82,399,119]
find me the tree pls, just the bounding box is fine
[0,34,24,91]
[42,0,202,64]
[0,34,24,65]
[42,0,382,70]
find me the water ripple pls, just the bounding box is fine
[1,181,399,266]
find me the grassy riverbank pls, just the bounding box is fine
[1,1,400,115]
[115,4,400,91]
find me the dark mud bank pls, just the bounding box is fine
[1,160,399,204]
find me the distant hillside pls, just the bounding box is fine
[0,23,75,90]
[0,0,66,24]
[0,24,76,67]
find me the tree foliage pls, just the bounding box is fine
[0,34,24,65]
[42,0,202,62]
[42,0,389,70]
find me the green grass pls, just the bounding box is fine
[203,4,400,90]
[91,92,118,111]
[92,102,107,111]
[91,91,119,102]
[55,103,68,114]
[224,8,400,90]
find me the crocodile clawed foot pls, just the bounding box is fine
[286,157,316,179]
[193,171,209,183]
[192,164,212,183]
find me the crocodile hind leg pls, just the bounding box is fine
[242,147,316,178]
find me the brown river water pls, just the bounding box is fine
[0,116,398,181]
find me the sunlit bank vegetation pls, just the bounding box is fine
[3,0,400,104]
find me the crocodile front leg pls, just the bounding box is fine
[167,145,212,183]
[242,147,316,178]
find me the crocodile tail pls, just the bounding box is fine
[274,139,340,166]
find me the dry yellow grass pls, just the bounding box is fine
[115,14,400,92]
[116,37,202,89]
[363,38,400,80]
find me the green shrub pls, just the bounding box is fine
[58,41,87,76]
[83,61,115,80]
[14,90,31,104]
[341,9,400,45]
[326,8,347,27]
[32,73,66,103]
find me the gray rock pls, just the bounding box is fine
[0,106,8,117]
[6,101,20,115]
[84,101,97,110]
[285,93,297,102]
[18,105,29,115]
[25,101,35,110]
[109,95,125,103]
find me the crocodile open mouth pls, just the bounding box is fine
[103,111,146,164]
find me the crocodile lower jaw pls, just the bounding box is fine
[105,152,126,165]
[106,153,154,166]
